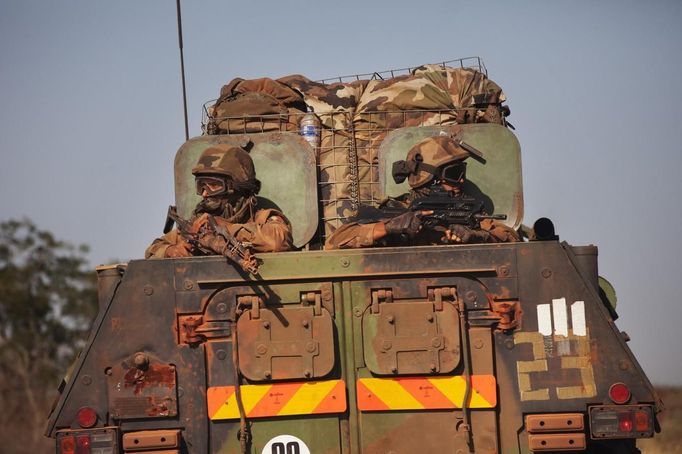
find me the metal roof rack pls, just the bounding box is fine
[202,57,487,129]
[316,56,487,84]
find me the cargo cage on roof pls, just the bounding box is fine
[200,56,489,128]
[199,57,509,240]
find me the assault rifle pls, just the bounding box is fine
[356,186,507,230]
[164,205,259,274]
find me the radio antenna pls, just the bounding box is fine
[176,0,189,141]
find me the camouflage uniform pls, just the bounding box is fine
[145,209,292,258]
[145,145,293,259]
[325,136,520,249]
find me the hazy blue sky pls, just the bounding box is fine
[1,1,681,385]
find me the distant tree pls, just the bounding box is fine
[0,219,98,454]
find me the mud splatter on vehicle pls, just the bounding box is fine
[46,58,661,454]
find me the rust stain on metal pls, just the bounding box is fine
[491,282,514,300]
[123,363,176,395]
[144,396,175,417]
[108,353,178,419]
[180,315,205,344]
[492,301,523,332]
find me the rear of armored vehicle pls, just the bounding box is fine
[46,63,661,454]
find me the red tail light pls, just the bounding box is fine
[590,405,654,439]
[634,410,651,432]
[76,406,98,428]
[57,428,117,454]
[608,382,631,404]
[76,435,91,454]
[618,413,633,432]
[59,435,76,454]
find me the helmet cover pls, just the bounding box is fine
[405,136,470,188]
[192,145,256,185]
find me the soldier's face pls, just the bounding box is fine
[196,175,231,198]
[440,179,464,195]
[438,162,466,195]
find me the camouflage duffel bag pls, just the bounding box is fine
[211,77,307,133]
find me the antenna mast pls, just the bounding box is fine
[176,0,189,141]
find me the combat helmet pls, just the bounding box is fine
[192,144,260,193]
[393,136,470,189]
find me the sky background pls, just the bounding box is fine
[1,1,681,386]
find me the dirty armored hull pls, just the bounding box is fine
[46,240,659,454]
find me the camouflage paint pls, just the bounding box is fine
[47,240,660,453]
[46,65,658,453]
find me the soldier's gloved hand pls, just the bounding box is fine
[447,225,493,244]
[191,213,210,234]
[384,211,422,237]
[165,240,193,258]
[197,232,228,255]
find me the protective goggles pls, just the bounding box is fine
[195,176,231,197]
[440,162,467,185]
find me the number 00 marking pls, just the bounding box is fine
[271,441,300,454]
[262,435,310,454]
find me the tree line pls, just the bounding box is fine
[0,219,99,454]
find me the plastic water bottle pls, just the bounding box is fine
[300,107,321,149]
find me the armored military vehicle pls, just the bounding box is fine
[46,58,661,454]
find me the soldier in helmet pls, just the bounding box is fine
[145,145,293,258]
[325,136,519,249]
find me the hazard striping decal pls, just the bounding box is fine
[207,380,346,420]
[356,375,496,411]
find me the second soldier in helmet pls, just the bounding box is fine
[145,145,293,258]
[325,136,519,249]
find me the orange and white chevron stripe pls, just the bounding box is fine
[207,380,346,420]
[357,375,497,411]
